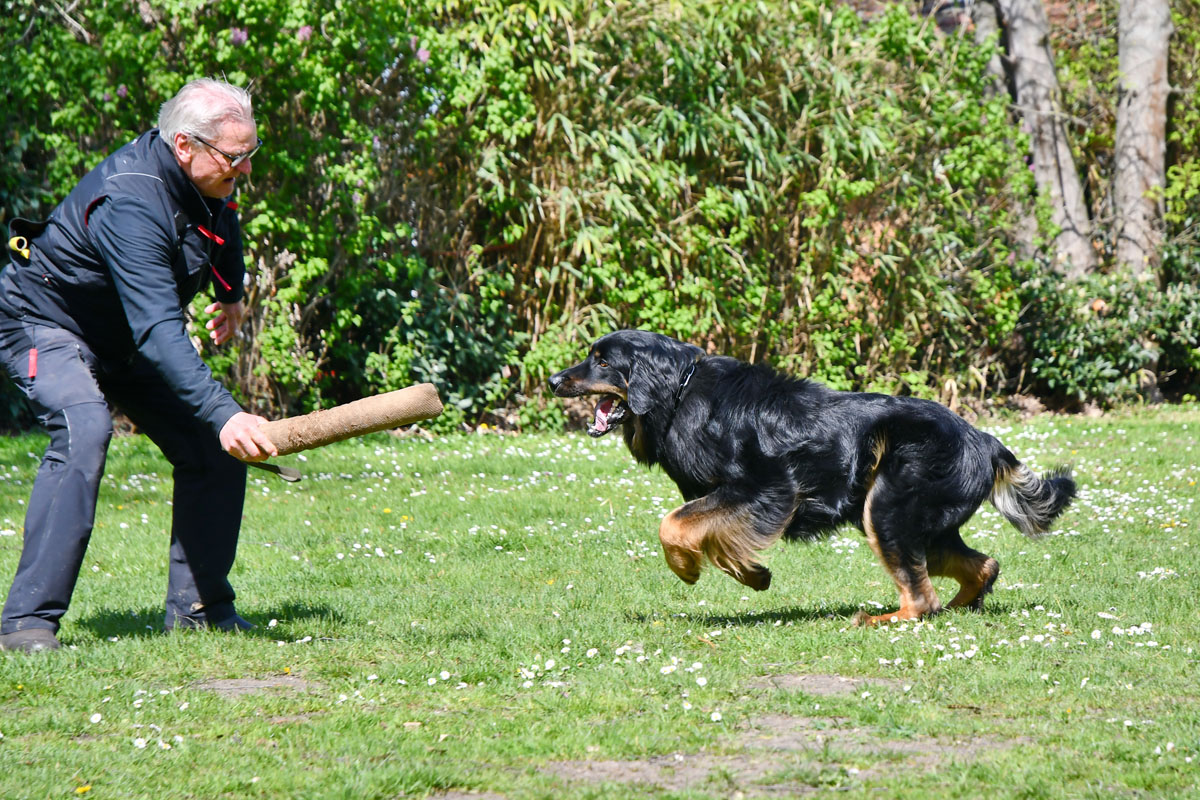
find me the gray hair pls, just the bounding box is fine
[157,78,254,141]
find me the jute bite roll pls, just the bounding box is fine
[260,384,444,456]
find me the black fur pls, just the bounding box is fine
[550,330,1077,624]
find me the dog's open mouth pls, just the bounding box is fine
[588,395,629,437]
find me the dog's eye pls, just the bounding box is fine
[597,359,609,368]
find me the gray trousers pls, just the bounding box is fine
[0,315,247,633]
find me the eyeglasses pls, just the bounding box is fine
[191,134,263,168]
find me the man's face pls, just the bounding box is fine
[173,119,258,199]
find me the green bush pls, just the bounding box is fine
[421,1,1035,409]
[1023,268,1200,406]
[361,267,523,433]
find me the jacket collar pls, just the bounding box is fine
[145,128,221,222]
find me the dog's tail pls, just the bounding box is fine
[990,460,1077,536]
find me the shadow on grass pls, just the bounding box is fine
[73,601,346,640]
[625,604,863,628]
[699,605,866,627]
[697,600,1045,627]
[629,599,1045,629]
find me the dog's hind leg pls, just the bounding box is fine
[852,487,943,626]
[658,491,784,592]
[927,530,1000,611]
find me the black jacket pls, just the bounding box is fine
[0,129,246,438]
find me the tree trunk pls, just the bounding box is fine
[996,0,1097,278]
[1114,0,1173,281]
[973,0,1041,259]
[971,0,1009,98]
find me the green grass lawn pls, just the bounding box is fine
[1,407,1197,799]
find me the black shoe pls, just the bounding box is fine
[168,612,254,632]
[0,628,61,653]
[211,613,254,631]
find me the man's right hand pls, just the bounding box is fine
[219,411,279,462]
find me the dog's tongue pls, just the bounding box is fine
[593,398,614,433]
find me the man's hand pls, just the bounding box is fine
[219,412,279,462]
[205,300,246,346]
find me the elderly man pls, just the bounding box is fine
[0,78,278,652]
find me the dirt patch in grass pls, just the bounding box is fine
[194,674,319,697]
[268,713,324,725]
[547,718,1022,796]
[745,672,905,697]
[744,714,942,768]
[546,753,725,790]
[544,674,1024,796]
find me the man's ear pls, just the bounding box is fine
[172,132,195,166]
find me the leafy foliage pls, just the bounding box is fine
[1023,270,1200,405]
[1039,0,1200,404]
[2,0,1199,431]
[385,1,1037,406]
[1164,0,1200,236]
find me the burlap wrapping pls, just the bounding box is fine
[260,383,444,456]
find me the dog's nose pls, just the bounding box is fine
[548,371,566,393]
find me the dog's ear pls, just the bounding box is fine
[625,334,700,416]
[627,357,655,415]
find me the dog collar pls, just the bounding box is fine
[673,359,699,407]
[660,357,702,440]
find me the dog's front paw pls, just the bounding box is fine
[663,547,702,584]
[738,565,771,592]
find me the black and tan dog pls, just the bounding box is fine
[549,330,1076,625]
